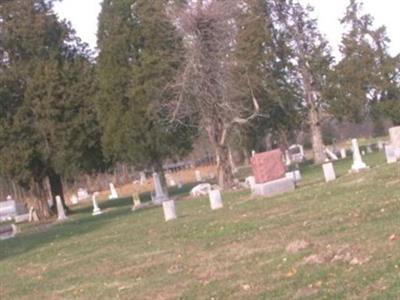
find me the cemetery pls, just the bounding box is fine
[2,0,400,299]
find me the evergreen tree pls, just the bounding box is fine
[0,0,104,218]
[97,0,195,179]
[333,0,400,126]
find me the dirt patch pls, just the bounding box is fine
[294,286,319,299]
[286,240,311,253]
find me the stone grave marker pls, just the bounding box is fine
[351,139,369,172]
[340,148,347,159]
[251,149,295,197]
[209,190,223,210]
[195,170,202,182]
[91,192,102,216]
[152,173,168,205]
[385,144,397,164]
[162,200,177,222]
[322,162,336,182]
[108,183,118,200]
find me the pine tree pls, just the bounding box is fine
[97,0,195,179]
[0,0,104,218]
[333,0,400,126]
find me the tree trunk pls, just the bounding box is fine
[29,178,52,220]
[47,169,69,213]
[309,108,326,164]
[215,144,234,189]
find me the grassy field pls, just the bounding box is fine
[1,152,400,299]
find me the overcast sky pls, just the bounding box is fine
[54,0,400,58]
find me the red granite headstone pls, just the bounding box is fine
[251,149,286,184]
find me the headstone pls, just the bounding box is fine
[108,183,118,200]
[252,177,295,197]
[377,141,384,150]
[284,150,292,166]
[251,150,256,157]
[385,144,397,164]
[285,170,302,182]
[325,148,339,160]
[77,188,89,201]
[366,145,373,154]
[162,200,177,222]
[0,198,27,222]
[389,126,400,149]
[195,170,202,182]
[168,176,177,187]
[91,192,102,216]
[351,139,368,172]
[132,194,141,211]
[361,150,366,156]
[209,190,223,210]
[152,173,168,204]
[190,183,212,197]
[322,162,336,182]
[56,195,68,221]
[139,172,146,185]
[245,176,256,189]
[251,149,294,197]
[251,149,286,183]
[288,144,305,163]
[177,178,183,189]
[340,148,347,159]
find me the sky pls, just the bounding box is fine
[54,0,400,58]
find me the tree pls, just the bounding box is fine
[0,0,103,218]
[233,0,303,154]
[271,0,334,163]
[97,0,195,180]
[170,1,260,189]
[332,0,400,127]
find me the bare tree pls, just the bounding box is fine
[169,0,259,189]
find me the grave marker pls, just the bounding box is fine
[322,162,336,182]
[351,139,368,172]
[209,190,223,210]
[162,200,177,222]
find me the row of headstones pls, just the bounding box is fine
[87,172,223,222]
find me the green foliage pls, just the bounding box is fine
[0,1,104,192]
[331,0,400,123]
[97,0,196,171]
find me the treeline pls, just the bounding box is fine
[0,0,399,218]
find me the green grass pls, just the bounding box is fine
[1,151,400,299]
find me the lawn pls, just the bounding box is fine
[1,152,400,299]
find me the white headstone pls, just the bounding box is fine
[195,170,202,182]
[389,126,400,149]
[361,150,366,156]
[251,150,256,157]
[351,139,368,172]
[377,141,384,150]
[177,178,183,189]
[245,176,256,189]
[153,173,168,204]
[77,188,89,201]
[325,148,338,160]
[132,194,141,211]
[168,177,177,187]
[322,162,336,182]
[209,190,223,210]
[285,170,302,182]
[162,200,177,222]
[385,144,397,164]
[139,172,146,185]
[340,148,346,159]
[366,145,373,154]
[91,192,102,216]
[108,183,118,200]
[56,196,68,221]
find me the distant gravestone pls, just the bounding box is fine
[70,194,78,205]
[162,200,177,222]
[385,144,397,164]
[285,170,301,182]
[322,162,336,182]
[351,139,369,172]
[389,126,400,149]
[132,194,141,211]
[56,196,68,221]
[152,173,167,205]
[77,188,89,201]
[366,145,373,154]
[340,148,347,159]
[91,192,102,216]
[209,190,223,210]
[195,170,202,182]
[108,183,118,200]
[377,141,384,150]
[139,172,146,185]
